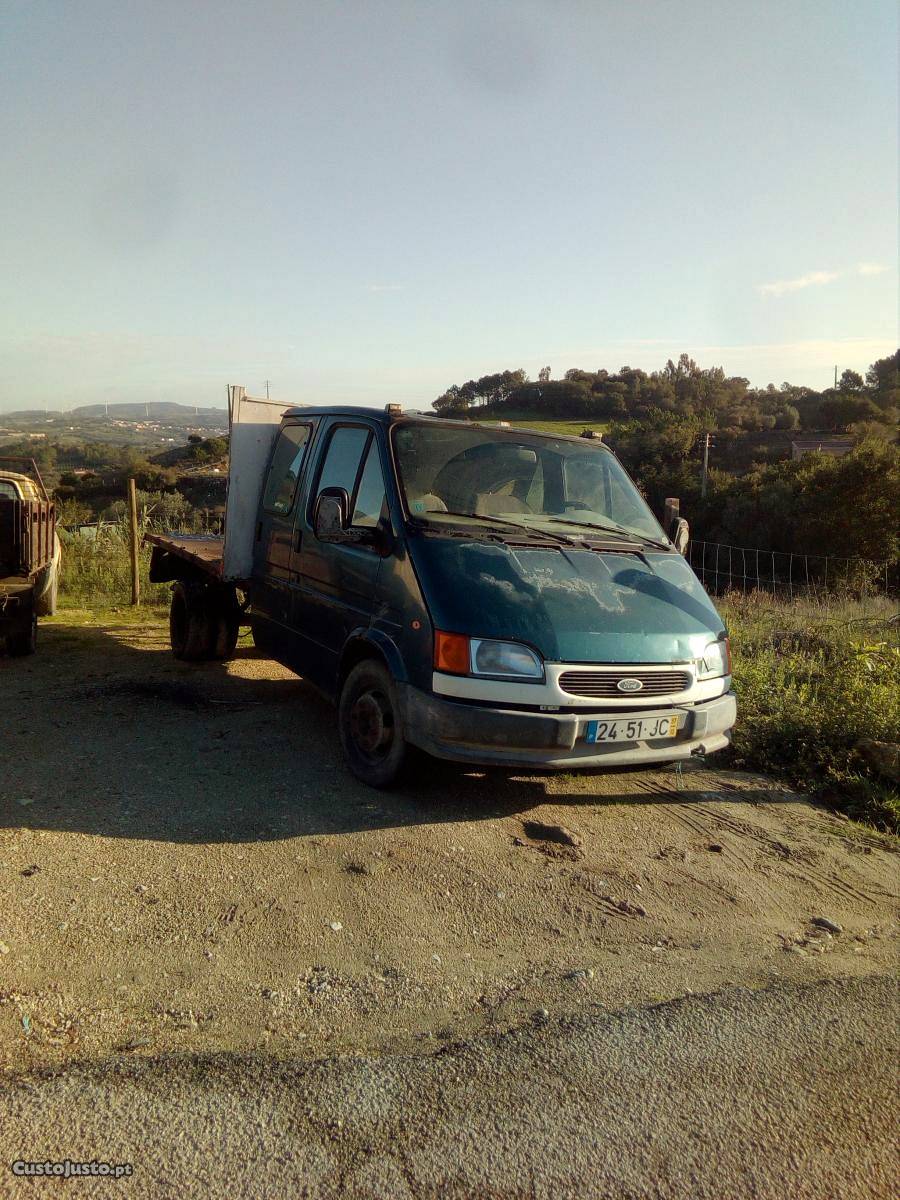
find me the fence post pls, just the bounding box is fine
[127,477,140,606]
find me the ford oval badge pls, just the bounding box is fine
[617,677,643,693]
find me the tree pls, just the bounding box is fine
[538,366,551,383]
[820,394,882,431]
[774,405,800,430]
[839,369,864,392]
[866,351,900,409]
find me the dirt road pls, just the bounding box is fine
[2,976,896,1198]
[1,610,895,1076]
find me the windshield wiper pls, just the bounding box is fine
[436,511,585,546]
[545,517,671,553]
[410,511,577,546]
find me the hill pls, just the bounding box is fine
[2,402,227,423]
[70,402,226,420]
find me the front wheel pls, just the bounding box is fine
[338,660,408,788]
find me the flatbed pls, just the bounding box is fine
[145,533,225,580]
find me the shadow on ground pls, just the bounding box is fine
[0,621,799,846]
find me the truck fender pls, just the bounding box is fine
[339,628,408,691]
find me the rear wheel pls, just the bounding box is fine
[170,581,240,661]
[169,581,214,661]
[7,611,37,657]
[209,606,240,659]
[338,659,408,788]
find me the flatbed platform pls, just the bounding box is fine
[0,575,36,599]
[145,533,225,579]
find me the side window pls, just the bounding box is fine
[351,442,387,528]
[262,425,311,514]
[316,426,370,496]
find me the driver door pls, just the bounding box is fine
[294,421,388,692]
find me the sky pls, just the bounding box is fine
[0,0,896,412]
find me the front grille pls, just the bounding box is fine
[558,669,691,698]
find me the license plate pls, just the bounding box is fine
[584,714,679,744]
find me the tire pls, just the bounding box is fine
[35,569,58,617]
[209,608,240,660]
[338,659,408,788]
[7,612,37,657]
[169,581,215,661]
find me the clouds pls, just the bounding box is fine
[758,262,891,296]
[857,261,890,277]
[757,270,839,297]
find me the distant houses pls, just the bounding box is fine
[790,435,855,460]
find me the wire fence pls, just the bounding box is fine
[687,539,899,598]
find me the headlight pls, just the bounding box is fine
[470,638,543,679]
[696,637,731,680]
[434,631,544,680]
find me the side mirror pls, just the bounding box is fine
[671,517,690,554]
[314,487,350,541]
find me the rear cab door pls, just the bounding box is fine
[251,418,316,637]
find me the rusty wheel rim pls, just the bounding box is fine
[349,689,394,761]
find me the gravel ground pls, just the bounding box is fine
[0,610,897,1196]
[1,975,897,1198]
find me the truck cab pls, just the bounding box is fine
[150,396,736,787]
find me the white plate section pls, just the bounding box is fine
[223,386,294,581]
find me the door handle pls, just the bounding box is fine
[295,527,303,551]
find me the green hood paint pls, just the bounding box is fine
[411,537,726,663]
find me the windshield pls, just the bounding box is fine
[392,422,666,543]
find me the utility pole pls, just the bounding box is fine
[700,431,713,499]
[834,365,838,389]
[264,379,271,400]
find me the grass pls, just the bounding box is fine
[473,415,608,437]
[720,591,899,832]
[59,523,171,609]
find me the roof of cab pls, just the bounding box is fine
[0,470,42,500]
[278,407,611,446]
[281,405,437,424]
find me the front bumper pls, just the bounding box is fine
[398,686,737,769]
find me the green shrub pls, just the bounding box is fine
[721,592,900,831]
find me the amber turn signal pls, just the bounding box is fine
[434,630,470,675]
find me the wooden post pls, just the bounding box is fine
[663,497,680,531]
[127,477,140,606]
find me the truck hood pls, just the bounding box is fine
[410,537,726,663]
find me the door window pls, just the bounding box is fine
[314,425,387,532]
[351,443,387,527]
[262,425,311,514]
[316,426,370,497]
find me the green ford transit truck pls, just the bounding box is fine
[148,387,735,787]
